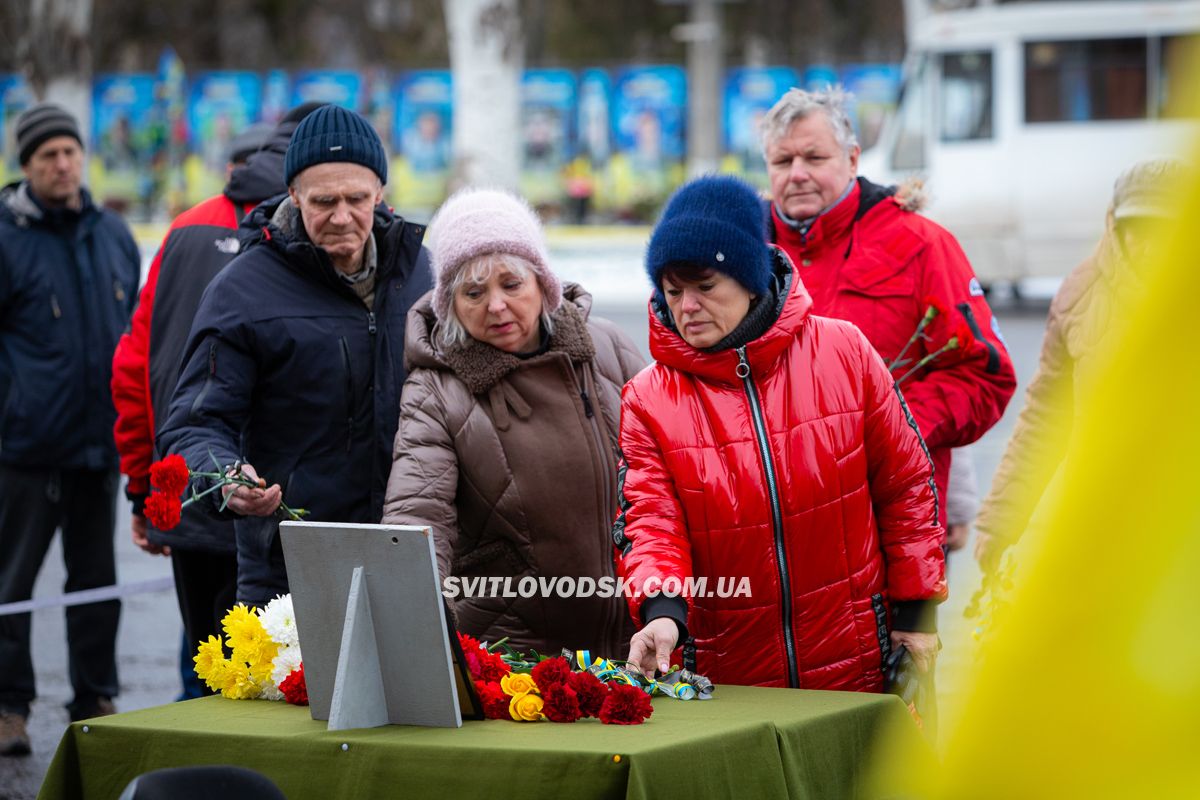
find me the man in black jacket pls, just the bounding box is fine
[111,103,322,696]
[0,103,140,756]
[158,105,433,606]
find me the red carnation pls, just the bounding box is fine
[458,633,483,654]
[599,684,653,725]
[475,680,510,720]
[951,321,976,353]
[149,454,191,497]
[568,671,608,718]
[463,648,484,681]
[921,295,948,321]
[542,683,583,723]
[531,657,572,689]
[144,492,182,531]
[478,651,511,682]
[280,664,308,706]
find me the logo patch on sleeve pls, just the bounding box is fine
[969,277,985,297]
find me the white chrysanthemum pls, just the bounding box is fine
[271,644,303,687]
[259,594,299,648]
[260,682,284,702]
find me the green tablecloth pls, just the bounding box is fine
[37,686,922,800]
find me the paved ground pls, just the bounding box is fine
[0,299,1050,799]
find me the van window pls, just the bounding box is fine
[1159,34,1200,118]
[940,51,994,141]
[891,57,928,171]
[1024,38,1148,122]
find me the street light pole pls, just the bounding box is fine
[670,0,728,177]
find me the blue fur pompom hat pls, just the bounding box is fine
[645,174,771,295]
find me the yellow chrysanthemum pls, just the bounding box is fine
[500,672,538,697]
[220,664,261,700]
[247,649,277,684]
[221,604,257,639]
[203,658,235,693]
[509,692,544,722]
[193,635,225,681]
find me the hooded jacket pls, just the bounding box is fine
[157,194,432,603]
[0,182,139,469]
[975,212,1135,550]
[615,250,945,691]
[767,177,1017,532]
[382,285,645,658]
[111,120,300,553]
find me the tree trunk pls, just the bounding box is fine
[19,0,93,135]
[444,0,522,190]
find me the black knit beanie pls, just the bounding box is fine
[283,104,387,186]
[16,103,83,165]
[646,175,771,296]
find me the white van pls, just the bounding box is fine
[858,0,1200,288]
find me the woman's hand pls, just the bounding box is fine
[627,617,681,677]
[890,630,939,673]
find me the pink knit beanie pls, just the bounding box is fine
[427,187,561,321]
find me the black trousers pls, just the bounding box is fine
[0,465,120,718]
[171,548,237,696]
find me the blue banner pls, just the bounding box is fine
[723,67,800,174]
[840,64,902,149]
[577,69,613,166]
[521,69,576,204]
[261,70,291,124]
[0,75,34,181]
[186,71,261,203]
[392,70,453,212]
[92,74,157,207]
[610,65,687,210]
[292,71,362,110]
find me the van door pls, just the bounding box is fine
[925,47,1017,285]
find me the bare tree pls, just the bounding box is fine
[17,0,93,132]
[444,0,522,189]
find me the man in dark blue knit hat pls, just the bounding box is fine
[158,105,433,606]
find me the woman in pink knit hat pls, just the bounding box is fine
[382,187,645,658]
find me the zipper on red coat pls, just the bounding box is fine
[735,346,799,688]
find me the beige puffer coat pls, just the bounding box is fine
[382,284,645,658]
[975,214,1142,558]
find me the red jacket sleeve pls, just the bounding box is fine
[111,233,165,496]
[860,330,947,605]
[613,378,694,625]
[900,226,1017,450]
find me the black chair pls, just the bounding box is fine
[118,765,287,800]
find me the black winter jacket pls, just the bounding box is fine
[0,182,139,470]
[158,195,432,603]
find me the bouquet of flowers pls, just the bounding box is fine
[193,594,308,705]
[461,635,714,724]
[886,295,976,384]
[143,454,307,531]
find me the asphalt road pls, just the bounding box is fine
[0,298,1051,800]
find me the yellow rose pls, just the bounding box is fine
[500,672,538,697]
[509,692,544,722]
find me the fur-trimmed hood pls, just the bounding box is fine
[404,282,599,394]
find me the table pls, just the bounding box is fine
[37,686,925,799]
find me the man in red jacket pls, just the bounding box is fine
[761,88,1016,547]
[110,103,321,687]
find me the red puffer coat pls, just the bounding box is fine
[615,254,946,690]
[769,178,1017,533]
